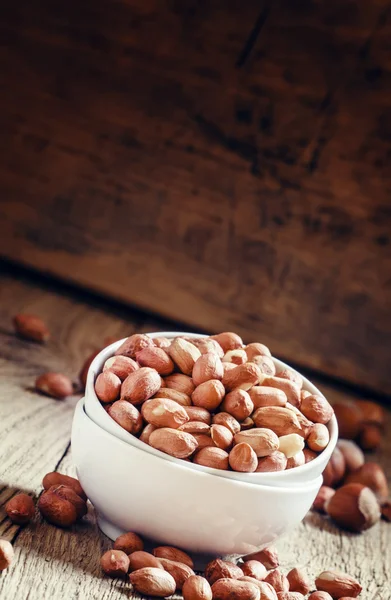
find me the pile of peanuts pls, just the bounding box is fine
[100,528,363,599]
[94,333,334,473]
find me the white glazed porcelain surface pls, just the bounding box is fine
[84,332,338,486]
[72,399,322,557]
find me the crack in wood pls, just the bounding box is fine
[236,0,272,68]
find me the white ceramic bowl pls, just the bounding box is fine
[84,332,338,486]
[72,399,322,559]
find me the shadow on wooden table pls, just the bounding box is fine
[304,510,361,539]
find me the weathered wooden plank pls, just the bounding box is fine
[0,268,390,599]
[0,0,390,393]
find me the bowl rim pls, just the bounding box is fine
[75,398,324,495]
[85,331,338,482]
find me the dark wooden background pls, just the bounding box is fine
[0,0,390,393]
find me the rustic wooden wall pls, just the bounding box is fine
[0,0,390,393]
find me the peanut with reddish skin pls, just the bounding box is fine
[286,451,305,469]
[211,332,243,352]
[211,579,260,600]
[43,472,86,500]
[180,421,211,435]
[5,494,35,525]
[249,387,287,409]
[193,434,216,450]
[221,389,254,421]
[149,428,198,459]
[154,387,192,406]
[183,575,213,600]
[307,423,330,452]
[114,531,144,554]
[286,568,311,595]
[192,380,225,411]
[38,486,83,527]
[212,413,240,435]
[315,571,362,598]
[0,539,14,571]
[159,557,195,590]
[250,355,276,376]
[193,447,229,470]
[323,447,346,487]
[253,407,310,438]
[130,567,177,597]
[136,346,175,375]
[244,548,279,570]
[142,398,189,429]
[115,334,154,358]
[276,368,303,390]
[101,549,129,577]
[241,560,267,581]
[303,448,318,463]
[245,343,272,360]
[229,443,258,473]
[193,338,224,358]
[121,367,161,405]
[153,546,194,568]
[264,570,289,593]
[35,372,73,400]
[192,353,224,386]
[128,551,163,571]
[308,594,333,600]
[165,373,195,396]
[140,423,157,444]
[223,363,261,392]
[45,485,87,519]
[168,338,201,375]
[13,313,50,343]
[95,371,121,403]
[108,400,143,434]
[211,425,233,450]
[222,349,248,365]
[184,406,212,424]
[205,559,243,585]
[234,428,279,457]
[256,452,287,472]
[103,355,139,380]
[259,377,301,408]
[300,394,334,425]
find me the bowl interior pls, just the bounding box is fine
[84,332,338,486]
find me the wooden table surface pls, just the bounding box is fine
[0,264,390,599]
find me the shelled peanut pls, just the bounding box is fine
[312,439,390,532]
[94,333,335,473]
[331,398,386,451]
[100,530,363,599]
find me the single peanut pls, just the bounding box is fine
[101,549,129,577]
[5,493,35,525]
[221,389,254,421]
[229,443,258,472]
[192,380,225,411]
[108,400,143,434]
[193,447,229,470]
[114,531,144,554]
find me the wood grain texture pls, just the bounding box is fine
[0,0,391,392]
[0,267,390,599]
